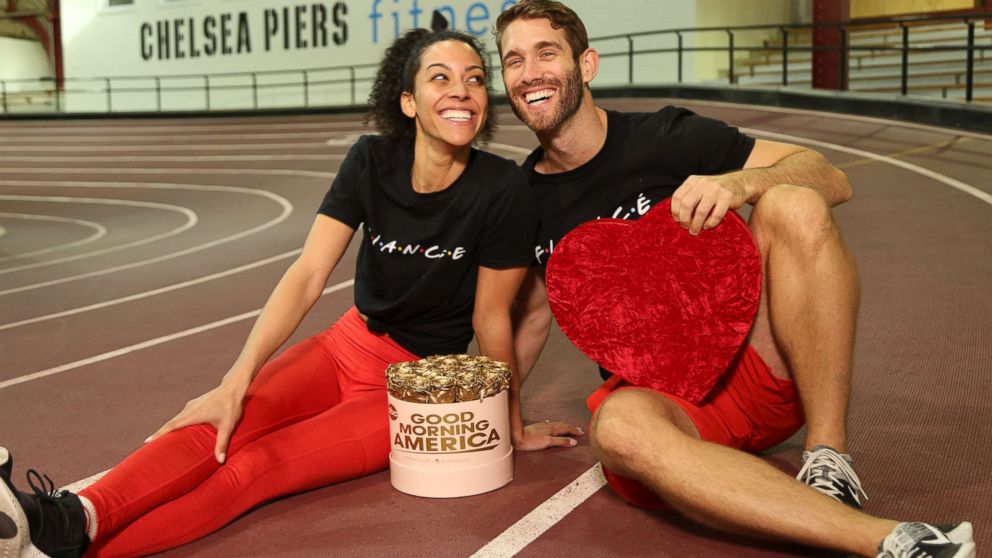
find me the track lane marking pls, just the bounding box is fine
[0,279,354,392]
[470,464,607,558]
[0,181,293,296]
[0,142,344,152]
[0,121,371,134]
[0,168,334,178]
[0,195,197,276]
[0,155,343,162]
[0,249,301,331]
[739,128,992,206]
[0,213,108,263]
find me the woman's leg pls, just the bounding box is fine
[86,389,390,558]
[79,335,344,540]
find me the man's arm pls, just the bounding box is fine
[511,267,552,385]
[671,139,852,235]
[739,140,852,205]
[475,265,580,450]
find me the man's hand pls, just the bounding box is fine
[670,173,748,235]
[513,421,585,451]
[145,382,247,464]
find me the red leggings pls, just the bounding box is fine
[79,308,418,557]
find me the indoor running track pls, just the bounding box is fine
[0,98,989,557]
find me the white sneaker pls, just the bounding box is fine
[877,521,976,558]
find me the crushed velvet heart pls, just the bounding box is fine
[545,199,762,404]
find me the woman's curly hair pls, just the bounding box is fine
[366,28,496,144]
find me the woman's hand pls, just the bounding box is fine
[145,381,247,463]
[513,421,585,451]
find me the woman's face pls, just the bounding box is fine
[401,40,488,149]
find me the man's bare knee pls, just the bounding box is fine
[590,389,695,474]
[751,185,836,252]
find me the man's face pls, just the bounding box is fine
[500,18,585,134]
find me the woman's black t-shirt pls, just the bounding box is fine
[522,107,755,265]
[319,135,537,357]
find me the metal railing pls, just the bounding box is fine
[0,62,379,114]
[590,11,992,100]
[2,11,990,114]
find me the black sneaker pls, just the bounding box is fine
[1,446,32,558]
[796,445,867,509]
[877,522,976,558]
[0,446,89,558]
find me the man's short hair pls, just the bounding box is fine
[494,0,589,60]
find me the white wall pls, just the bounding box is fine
[568,1,696,87]
[0,37,52,113]
[59,0,697,112]
[0,36,51,84]
[693,0,797,82]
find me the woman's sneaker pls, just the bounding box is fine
[1,446,32,558]
[877,522,976,558]
[0,446,89,558]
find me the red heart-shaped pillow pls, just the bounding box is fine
[545,199,761,404]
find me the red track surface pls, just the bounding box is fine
[1,98,989,557]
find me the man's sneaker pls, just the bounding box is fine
[1,446,32,558]
[877,522,976,558]
[0,446,89,558]
[796,445,867,509]
[1,447,11,481]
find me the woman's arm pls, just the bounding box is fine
[474,266,583,451]
[221,215,354,390]
[147,215,355,461]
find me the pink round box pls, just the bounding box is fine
[388,390,513,498]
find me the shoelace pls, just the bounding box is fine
[25,468,71,542]
[797,449,868,503]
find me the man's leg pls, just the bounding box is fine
[747,184,859,453]
[590,388,894,556]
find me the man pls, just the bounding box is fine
[495,2,975,557]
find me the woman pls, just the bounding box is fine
[0,25,582,558]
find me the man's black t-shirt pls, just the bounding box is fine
[523,107,755,265]
[319,135,537,357]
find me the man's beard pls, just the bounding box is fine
[509,63,584,134]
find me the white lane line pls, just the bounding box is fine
[0,168,334,179]
[325,133,366,146]
[470,465,607,558]
[0,121,368,134]
[0,155,342,162]
[0,131,358,143]
[0,196,197,276]
[0,142,338,152]
[739,128,992,207]
[0,279,355,392]
[681,98,992,142]
[487,142,534,156]
[0,182,293,296]
[0,213,107,263]
[0,249,300,331]
[0,173,331,329]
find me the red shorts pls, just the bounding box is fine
[586,344,805,509]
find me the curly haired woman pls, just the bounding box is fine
[0,22,582,558]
